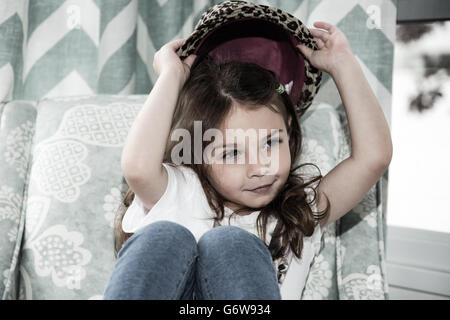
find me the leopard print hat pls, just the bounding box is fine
[177,0,322,117]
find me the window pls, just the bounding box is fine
[385,0,450,300]
[387,6,450,234]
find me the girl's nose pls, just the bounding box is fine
[246,152,278,178]
[247,164,270,178]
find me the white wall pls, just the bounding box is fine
[386,225,450,299]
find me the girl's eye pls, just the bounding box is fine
[223,149,239,159]
[263,137,282,150]
[221,138,283,159]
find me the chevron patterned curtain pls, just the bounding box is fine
[0,0,396,299]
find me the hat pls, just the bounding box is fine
[177,0,322,117]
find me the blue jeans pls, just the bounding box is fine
[103,220,282,300]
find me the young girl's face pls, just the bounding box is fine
[207,102,292,214]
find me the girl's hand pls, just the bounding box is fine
[297,21,354,76]
[153,38,197,87]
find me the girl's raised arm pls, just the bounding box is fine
[298,22,393,228]
[120,39,196,209]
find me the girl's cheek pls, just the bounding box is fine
[278,144,291,173]
[210,163,237,184]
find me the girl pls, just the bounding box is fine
[103,21,392,300]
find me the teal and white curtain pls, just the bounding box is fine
[0,0,396,299]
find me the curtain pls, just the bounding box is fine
[0,0,396,299]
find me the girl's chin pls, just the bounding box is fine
[244,195,275,209]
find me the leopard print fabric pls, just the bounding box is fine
[177,0,322,117]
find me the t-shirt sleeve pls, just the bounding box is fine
[121,163,193,233]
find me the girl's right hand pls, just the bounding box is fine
[297,21,354,76]
[153,38,197,87]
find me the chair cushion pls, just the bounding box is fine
[14,94,145,299]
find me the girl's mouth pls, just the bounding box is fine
[247,182,273,194]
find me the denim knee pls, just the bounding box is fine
[198,225,272,263]
[107,221,199,300]
[118,220,198,260]
[196,225,280,300]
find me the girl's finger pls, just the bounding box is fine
[297,43,313,60]
[169,38,186,48]
[314,37,325,49]
[313,21,335,34]
[183,54,197,68]
[161,38,186,51]
[310,28,330,43]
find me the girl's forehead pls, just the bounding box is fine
[219,103,285,132]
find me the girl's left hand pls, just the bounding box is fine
[297,21,353,76]
[153,38,197,86]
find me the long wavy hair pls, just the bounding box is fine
[113,55,330,261]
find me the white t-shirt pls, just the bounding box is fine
[122,163,324,300]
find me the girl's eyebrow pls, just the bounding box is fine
[214,129,283,150]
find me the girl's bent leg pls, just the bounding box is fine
[196,225,281,300]
[103,221,198,300]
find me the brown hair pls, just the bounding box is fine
[113,55,330,261]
